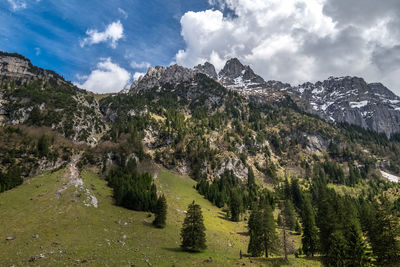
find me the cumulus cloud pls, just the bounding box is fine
[75,58,131,93]
[80,21,124,49]
[177,0,400,94]
[7,0,27,11]
[130,61,151,69]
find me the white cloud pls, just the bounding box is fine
[118,8,128,19]
[177,0,400,94]
[133,72,146,81]
[130,61,151,69]
[80,21,124,49]
[75,58,131,93]
[34,47,41,56]
[7,0,27,11]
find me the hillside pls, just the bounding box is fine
[0,166,322,266]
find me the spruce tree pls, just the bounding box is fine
[248,204,263,256]
[301,195,319,257]
[368,199,400,266]
[261,203,278,258]
[180,201,207,252]
[153,194,167,228]
[229,189,243,222]
[248,201,278,258]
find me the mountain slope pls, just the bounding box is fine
[0,52,106,145]
[0,167,312,266]
[195,59,400,137]
[285,76,400,137]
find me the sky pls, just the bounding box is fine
[1,0,400,95]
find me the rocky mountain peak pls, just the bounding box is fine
[194,62,217,80]
[218,58,265,88]
[219,58,245,79]
[130,64,197,93]
[285,76,400,137]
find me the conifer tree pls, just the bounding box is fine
[368,199,400,266]
[180,201,207,251]
[301,195,319,257]
[248,201,278,258]
[229,189,243,222]
[153,194,167,228]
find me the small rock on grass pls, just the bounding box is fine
[6,236,15,241]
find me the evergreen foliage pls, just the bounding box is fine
[362,198,400,266]
[314,183,367,266]
[180,201,207,252]
[0,166,22,193]
[301,195,319,257]
[248,198,278,258]
[106,159,158,212]
[153,194,167,228]
[196,170,256,221]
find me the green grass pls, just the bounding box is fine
[0,168,321,266]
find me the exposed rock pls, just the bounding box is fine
[194,62,218,79]
[304,134,328,153]
[6,236,15,241]
[130,65,197,93]
[286,76,400,137]
[0,52,62,83]
[218,58,265,88]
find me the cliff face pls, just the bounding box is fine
[0,52,62,83]
[285,77,400,137]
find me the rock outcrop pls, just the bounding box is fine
[285,76,400,137]
[130,64,197,93]
[194,62,218,80]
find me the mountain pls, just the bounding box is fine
[194,62,218,80]
[285,76,400,137]
[0,51,105,145]
[195,58,400,137]
[129,64,197,93]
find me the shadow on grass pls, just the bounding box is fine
[236,231,249,236]
[249,256,290,266]
[249,255,323,266]
[301,255,323,261]
[217,211,232,221]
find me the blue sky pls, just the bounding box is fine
[0,0,211,91]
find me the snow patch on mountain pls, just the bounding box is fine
[350,100,368,109]
[381,170,400,183]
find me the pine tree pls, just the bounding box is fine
[291,179,303,210]
[180,201,207,252]
[282,200,296,230]
[248,204,264,256]
[343,219,367,266]
[301,195,319,257]
[368,199,400,266]
[229,189,243,222]
[248,201,278,258]
[261,203,278,258]
[153,194,167,228]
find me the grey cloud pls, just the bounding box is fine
[323,0,400,26]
